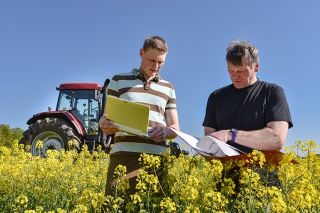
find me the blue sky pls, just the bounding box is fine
[0,1,319,150]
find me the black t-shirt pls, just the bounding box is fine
[203,80,293,151]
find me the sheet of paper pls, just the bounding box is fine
[170,128,214,156]
[170,128,199,149]
[170,128,240,157]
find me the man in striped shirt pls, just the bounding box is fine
[99,35,180,196]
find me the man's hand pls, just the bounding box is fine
[148,127,168,143]
[99,114,119,135]
[208,129,231,143]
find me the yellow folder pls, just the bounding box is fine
[105,96,150,137]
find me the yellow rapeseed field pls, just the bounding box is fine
[0,140,319,212]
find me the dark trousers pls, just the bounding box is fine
[105,152,143,196]
[102,152,164,212]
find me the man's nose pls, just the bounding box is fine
[153,62,159,69]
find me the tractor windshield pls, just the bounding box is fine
[57,89,100,135]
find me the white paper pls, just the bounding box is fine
[170,128,240,157]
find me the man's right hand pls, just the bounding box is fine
[99,114,119,135]
[208,130,231,143]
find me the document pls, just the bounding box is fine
[170,128,241,157]
[105,96,150,137]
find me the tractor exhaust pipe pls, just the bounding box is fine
[100,78,113,151]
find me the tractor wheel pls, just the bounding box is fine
[20,118,81,157]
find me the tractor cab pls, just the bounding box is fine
[56,83,102,136]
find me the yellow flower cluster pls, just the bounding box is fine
[279,140,320,211]
[139,153,161,169]
[159,197,176,212]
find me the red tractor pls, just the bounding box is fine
[20,80,113,156]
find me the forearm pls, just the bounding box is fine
[165,109,180,140]
[234,128,283,150]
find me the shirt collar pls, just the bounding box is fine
[132,68,161,83]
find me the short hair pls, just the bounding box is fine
[143,35,168,53]
[226,40,259,66]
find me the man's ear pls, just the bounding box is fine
[139,48,144,57]
[254,63,259,72]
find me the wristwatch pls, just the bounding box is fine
[230,128,238,143]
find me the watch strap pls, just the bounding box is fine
[230,128,238,142]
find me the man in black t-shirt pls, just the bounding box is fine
[203,40,293,152]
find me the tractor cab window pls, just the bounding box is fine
[57,90,100,135]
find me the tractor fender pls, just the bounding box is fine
[27,111,85,136]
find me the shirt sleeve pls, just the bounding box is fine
[266,85,293,128]
[165,85,177,110]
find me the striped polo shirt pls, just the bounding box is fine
[107,69,177,155]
